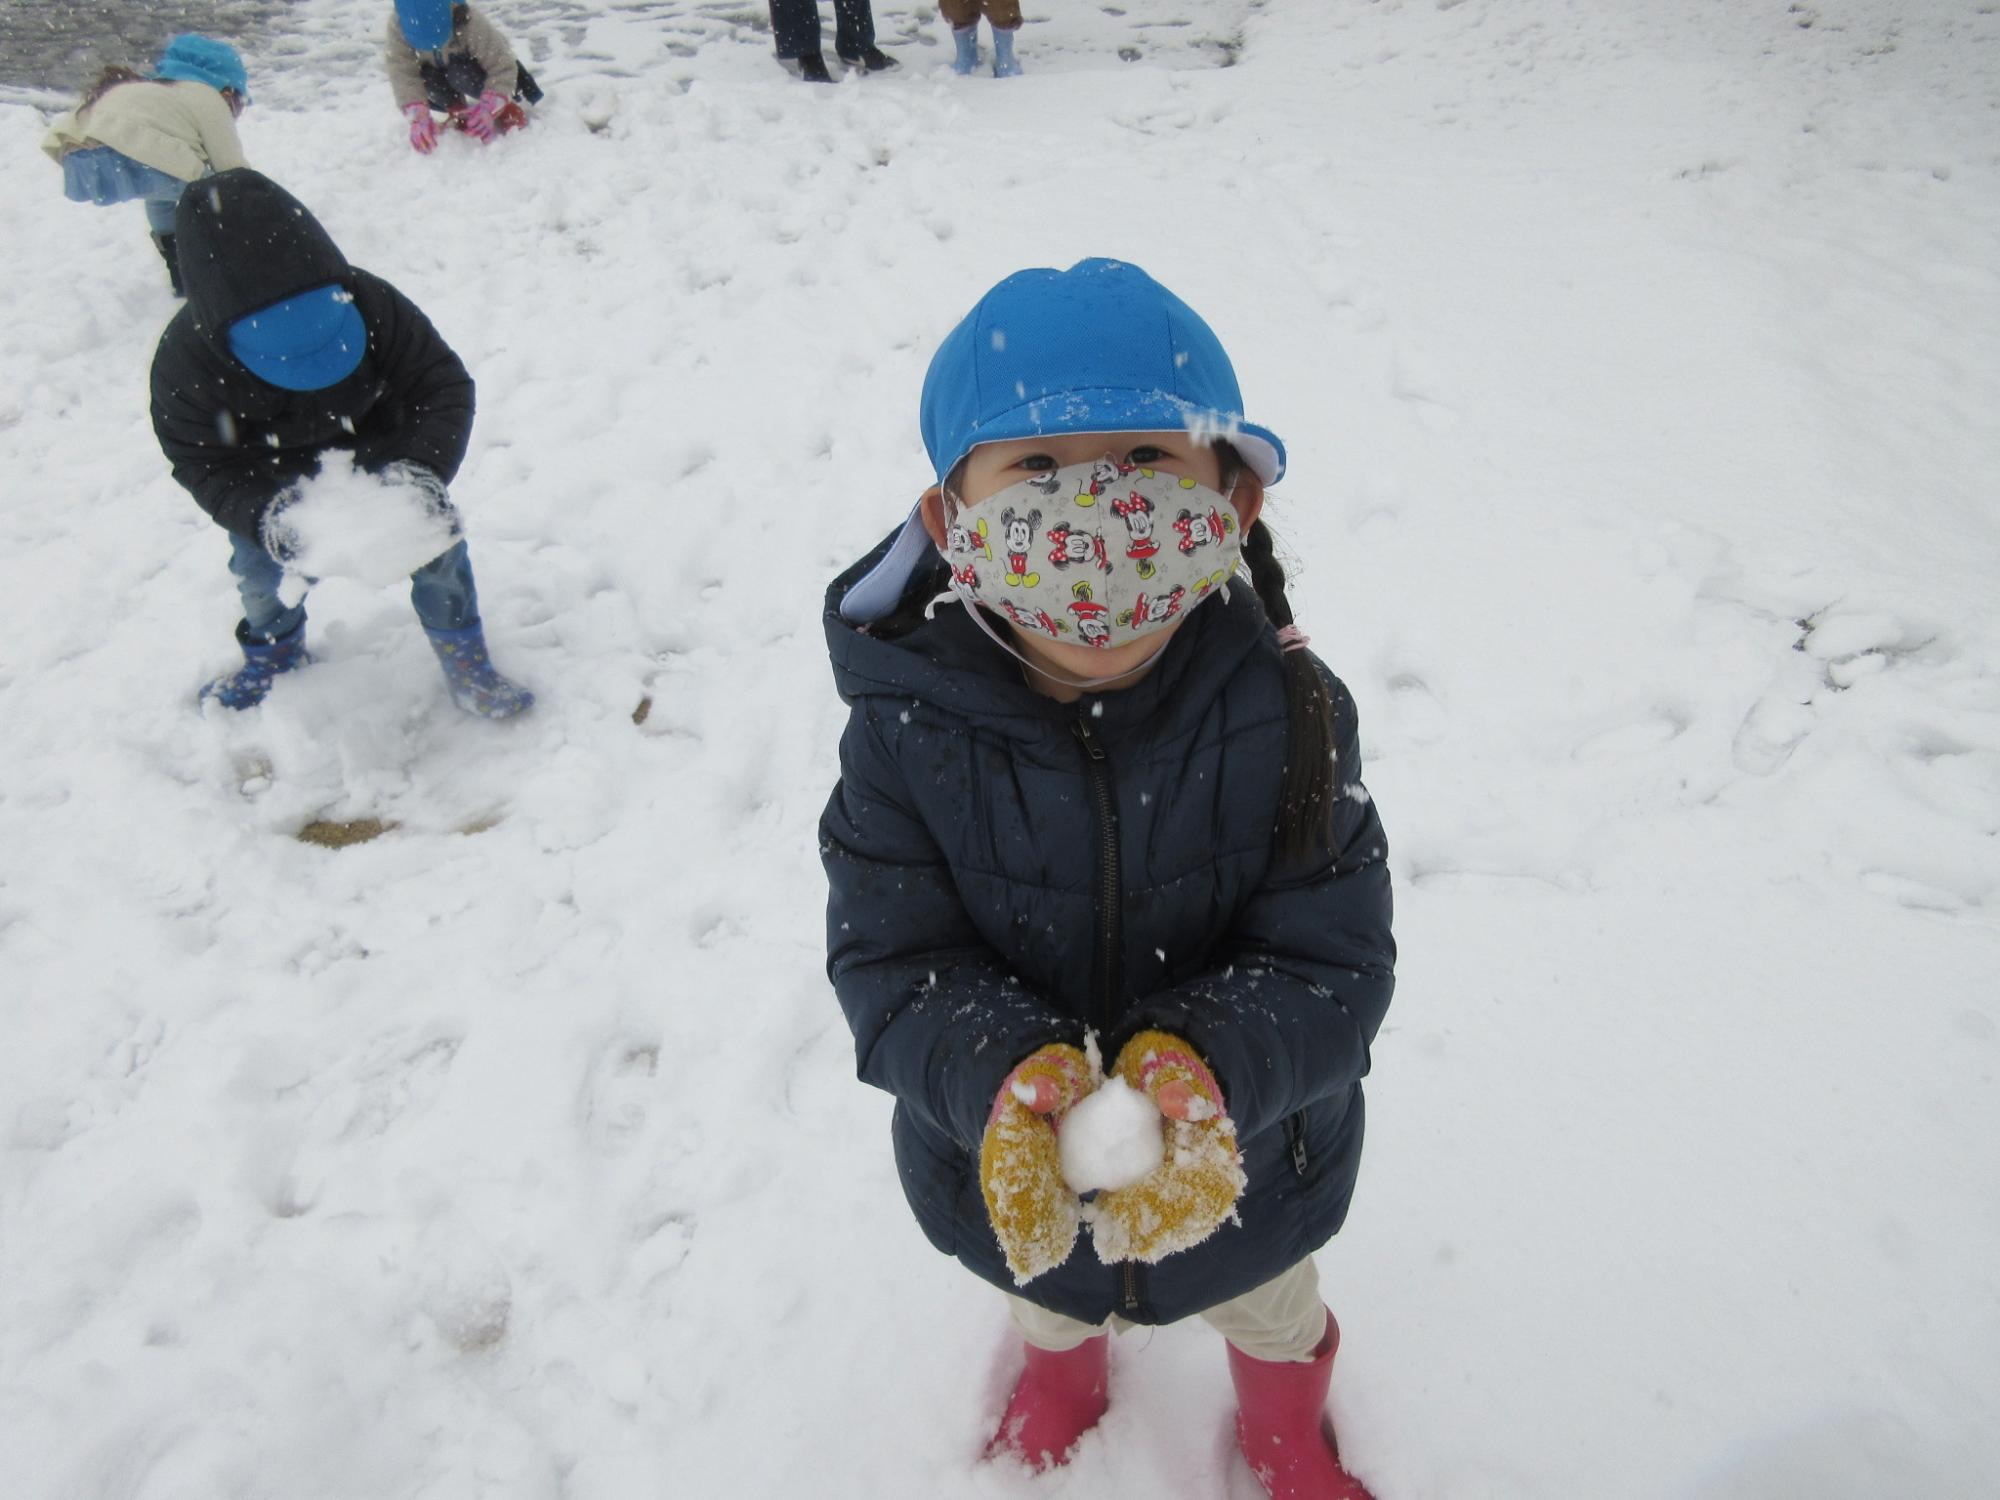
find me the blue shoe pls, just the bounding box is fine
[201,619,310,709]
[992,27,1022,78]
[425,623,535,720]
[951,24,979,75]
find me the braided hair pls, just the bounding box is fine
[1221,444,1339,865]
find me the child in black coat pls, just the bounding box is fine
[151,170,532,717]
[821,259,1395,1496]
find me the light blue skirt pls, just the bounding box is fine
[61,146,186,206]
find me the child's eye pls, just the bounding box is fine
[1016,454,1057,472]
[1126,445,1169,465]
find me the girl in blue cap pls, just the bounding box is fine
[387,1,542,152]
[40,34,251,295]
[821,258,1395,1498]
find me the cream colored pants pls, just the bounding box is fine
[1007,1256,1326,1363]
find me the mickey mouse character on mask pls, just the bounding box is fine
[948,515,993,560]
[1073,455,1141,508]
[1000,506,1042,587]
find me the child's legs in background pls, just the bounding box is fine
[767,0,824,58]
[1007,1293,1112,1352]
[142,193,180,236]
[829,0,877,57]
[409,540,481,631]
[228,532,306,642]
[1198,1257,1327,1362]
[940,0,1022,26]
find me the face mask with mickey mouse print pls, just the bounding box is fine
[938,457,1244,660]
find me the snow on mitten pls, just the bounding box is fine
[1088,1030,1247,1265]
[979,1043,1092,1285]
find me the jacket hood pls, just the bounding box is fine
[175,170,355,352]
[824,524,1275,742]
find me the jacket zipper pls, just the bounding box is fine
[1072,711,1140,1317]
[1070,714,1122,1035]
[1284,1112,1310,1178]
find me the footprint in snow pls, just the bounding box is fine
[579,1038,661,1155]
[1571,703,1690,760]
[330,1034,463,1143]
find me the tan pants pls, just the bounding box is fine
[1007,1257,1327,1363]
[939,0,1023,29]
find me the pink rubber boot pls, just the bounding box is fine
[986,1334,1110,1471]
[1227,1311,1376,1499]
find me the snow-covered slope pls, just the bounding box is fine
[2,2,1996,1495]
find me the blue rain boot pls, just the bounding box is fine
[951,23,980,75]
[992,26,1022,78]
[424,623,535,720]
[202,618,310,709]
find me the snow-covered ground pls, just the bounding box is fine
[3,1,1997,1495]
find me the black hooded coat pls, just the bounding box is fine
[149,169,474,543]
[820,537,1397,1326]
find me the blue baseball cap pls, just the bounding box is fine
[155,34,250,101]
[228,285,367,391]
[920,258,1285,486]
[395,0,455,50]
[840,259,1283,624]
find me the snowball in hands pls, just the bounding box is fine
[267,457,462,602]
[1058,1077,1164,1194]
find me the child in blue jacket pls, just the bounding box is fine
[821,258,1395,1497]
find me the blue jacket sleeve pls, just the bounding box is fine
[821,707,1081,1153]
[1122,676,1395,1142]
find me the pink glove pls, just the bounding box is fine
[462,90,506,143]
[404,103,438,154]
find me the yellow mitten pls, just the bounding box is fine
[979,1043,1093,1285]
[1088,1030,1247,1265]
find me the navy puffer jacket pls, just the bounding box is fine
[821,534,1396,1326]
[150,168,474,542]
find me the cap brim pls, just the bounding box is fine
[230,298,367,392]
[941,387,1285,485]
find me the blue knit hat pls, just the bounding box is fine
[395,0,456,50]
[155,34,250,101]
[228,285,367,392]
[920,258,1285,486]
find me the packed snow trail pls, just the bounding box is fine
[2,2,1996,1496]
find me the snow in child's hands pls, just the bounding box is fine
[1059,1076,1164,1194]
[267,456,463,602]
